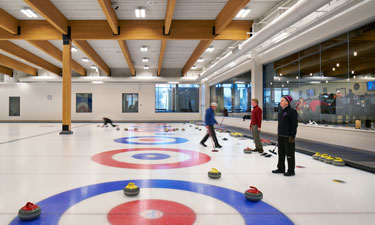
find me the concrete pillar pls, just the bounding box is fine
[250,59,263,109]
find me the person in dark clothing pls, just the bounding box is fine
[272,96,298,176]
[250,98,263,153]
[200,102,222,148]
[102,117,118,128]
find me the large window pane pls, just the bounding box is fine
[76,93,92,113]
[155,84,199,113]
[122,93,138,113]
[264,20,375,128]
[9,96,20,116]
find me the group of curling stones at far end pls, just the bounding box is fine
[312,152,345,166]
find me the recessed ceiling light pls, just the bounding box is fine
[197,58,204,63]
[140,46,148,52]
[353,51,357,56]
[81,57,89,62]
[332,67,335,71]
[325,80,329,83]
[351,70,355,74]
[336,63,340,67]
[192,65,197,70]
[296,76,299,79]
[206,46,214,52]
[71,47,78,52]
[228,62,236,68]
[144,65,149,70]
[142,57,149,62]
[91,65,97,69]
[20,8,37,18]
[135,8,146,18]
[235,8,251,18]
[310,73,313,76]
[286,80,289,84]
[282,84,285,87]
[280,73,282,76]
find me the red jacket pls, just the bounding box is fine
[250,105,262,128]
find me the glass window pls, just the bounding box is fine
[122,93,138,113]
[263,21,375,128]
[155,84,199,113]
[209,71,251,117]
[9,96,20,116]
[76,93,92,113]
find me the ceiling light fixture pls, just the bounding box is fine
[144,65,149,70]
[20,8,37,18]
[351,70,355,74]
[272,32,288,42]
[135,8,146,18]
[91,65,97,69]
[206,46,214,52]
[228,62,236,68]
[235,8,251,18]
[192,65,197,70]
[336,63,340,67]
[310,73,313,76]
[140,46,148,52]
[142,57,149,62]
[81,57,89,62]
[332,67,335,71]
[353,51,357,56]
[71,47,78,52]
[197,58,204,63]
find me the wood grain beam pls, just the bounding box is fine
[0,64,13,76]
[98,0,119,35]
[0,40,61,75]
[73,40,110,76]
[27,40,86,75]
[24,0,68,34]
[117,40,135,76]
[164,0,176,35]
[61,40,72,133]
[215,0,251,34]
[0,53,37,75]
[0,8,18,34]
[157,40,167,76]
[182,40,213,76]
[0,20,252,40]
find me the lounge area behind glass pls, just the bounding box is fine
[263,21,375,129]
[210,71,251,118]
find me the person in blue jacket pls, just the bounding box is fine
[200,102,222,148]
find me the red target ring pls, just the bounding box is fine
[108,199,196,225]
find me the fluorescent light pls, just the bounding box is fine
[310,81,321,84]
[168,81,179,84]
[92,81,103,84]
[296,76,299,79]
[332,67,335,71]
[91,65,97,69]
[142,57,149,62]
[353,75,356,79]
[235,8,251,18]
[336,63,340,67]
[282,84,284,87]
[351,70,355,74]
[182,77,198,80]
[310,73,313,76]
[272,32,288,42]
[140,46,148,52]
[228,62,236,68]
[135,8,146,18]
[81,57,89,62]
[206,46,214,52]
[279,73,282,76]
[192,65,197,70]
[353,51,357,56]
[71,47,78,52]
[325,80,328,83]
[144,65,149,70]
[235,81,245,84]
[20,8,37,18]
[197,58,204,63]
[286,80,289,84]
[270,82,273,85]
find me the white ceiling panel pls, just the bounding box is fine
[49,40,91,70]
[126,40,161,69]
[163,40,200,68]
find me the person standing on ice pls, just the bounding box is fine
[200,102,222,148]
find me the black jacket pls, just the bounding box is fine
[278,105,298,138]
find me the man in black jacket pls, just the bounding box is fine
[272,96,298,176]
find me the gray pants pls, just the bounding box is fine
[251,125,263,151]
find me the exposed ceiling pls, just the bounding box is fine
[0,0,283,78]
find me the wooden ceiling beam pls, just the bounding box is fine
[164,0,176,35]
[24,0,68,34]
[0,8,18,34]
[0,40,61,75]
[182,40,213,76]
[215,0,251,34]
[0,20,251,40]
[0,53,37,75]
[27,40,86,76]
[0,64,13,76]
[117,40,135,76]
[98,0,119,35]
[73,40,110,76]
[157,40,167,76]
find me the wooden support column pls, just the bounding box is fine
[60,30,73,135]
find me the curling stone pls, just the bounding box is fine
[208,168,221,179]
[324,155,334,164]
[319,154,328,162]
[243,147,253,154]
[165,128,169,132]
[123,182,140,196]
[176,128,179,131]
[195,127,199,129]
[199,129,202,131]
[97,125,101,127]
[222,138,228,141]
[312,152,321,160]
[332,157,345,166]
[116,127,120,131]
[181,128,185,131]
[124,128,128,131]
[134,128,138,131]
[244,186,263,202]
[18,202,41,221]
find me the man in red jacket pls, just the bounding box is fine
[250,98,263,153]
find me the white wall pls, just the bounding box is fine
[217,116,375,152]
[0,83,201,122]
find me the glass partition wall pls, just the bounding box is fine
[210,71,251,118]
[263,21,375,128]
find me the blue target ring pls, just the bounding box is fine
[132,153,170,160]
[9,179,293,225]
[114,136,188,145]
